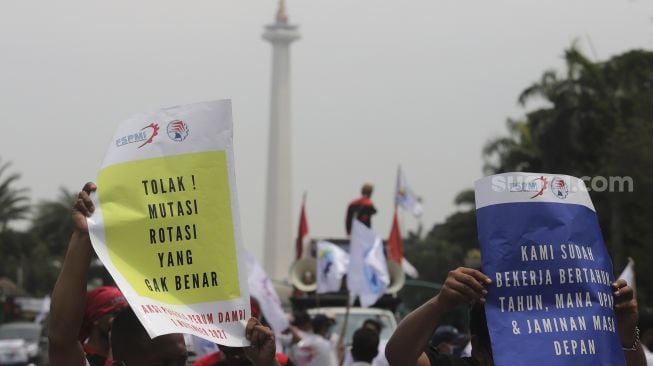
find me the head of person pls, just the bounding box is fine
[79,286,128,343]
[639,307,653,350]
[469,303,493,366]
[110,307,187,366]
[351,327,379,363]
[219,345,253,366]
[292,310,313,332]
[361,183,374,198]
[430,325,467,356]
[362,318,383,335]
[312,314,335,338]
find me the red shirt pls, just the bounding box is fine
[193,351,289,366]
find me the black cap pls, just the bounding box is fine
[430,325,468,346]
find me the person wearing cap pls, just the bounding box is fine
[48,182,188,366]
[79,286,129,366]
[429,326,468,357]
[345,183,377,235]
[50,183,279,366]
[385,267,646,366]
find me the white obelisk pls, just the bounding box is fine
[262,0,300,281]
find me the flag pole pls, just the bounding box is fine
[339,293,352,344]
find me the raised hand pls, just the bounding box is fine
[438,267,492,311]
[71,182,96,234]
[613,279,638,347]
[244,318,278,366]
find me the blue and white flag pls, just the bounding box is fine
[317,241,350,294]
[396,165,423,217]
[347,220,390,307]
[475,173,625,366]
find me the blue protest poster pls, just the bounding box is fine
[475,173,625,366]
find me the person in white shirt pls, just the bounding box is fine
[288,312,338,366]
[351,328,379,366]
[342,319,389,366]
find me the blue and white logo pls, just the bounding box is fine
[166,120,189,142]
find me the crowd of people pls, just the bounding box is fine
[36,182,649,366]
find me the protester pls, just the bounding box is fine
[351,328,380,366]
[345,183,377,235]
[49,182,280,366]
[79,286,129,366]
[342,319,389,366]
[429,325,468,357]
[193,298,293,366]
[288,311,338,366]
[385,266,646,366]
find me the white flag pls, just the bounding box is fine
[347,220,390,307]
[618,257,635,290]
[402,258,419,279]
[317,241,350,294]
[245,251,289,334]
[396,166,423,217]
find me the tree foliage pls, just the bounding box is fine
[0,158,29,232]
[405,46,653,305]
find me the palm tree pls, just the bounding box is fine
[30,187,76,257]
[0,158,29,233]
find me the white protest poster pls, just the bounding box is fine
[87,100,251,346]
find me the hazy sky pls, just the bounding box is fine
[2,0,652,260]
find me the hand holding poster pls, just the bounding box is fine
[475,173,626,365]
[87,100,251,346]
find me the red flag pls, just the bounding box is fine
[296,194,309,259]
[387,208,403,264]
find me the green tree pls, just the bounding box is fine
[30,188,76,258]
[0,158,29,233]
[483,46,653,302]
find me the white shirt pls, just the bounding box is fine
[290,331,338,366]
[643,344,653,366]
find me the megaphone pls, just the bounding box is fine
[289,257,318,292]
[385,260,406,294]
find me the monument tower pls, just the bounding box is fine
[262,0,300,280]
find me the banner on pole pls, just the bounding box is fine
[475,172,625,366]
[88,100,251,346]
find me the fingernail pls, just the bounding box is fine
[614,291,619,296]
[482,290,488,295]
[480,298,486,303]
[485,278,492,284]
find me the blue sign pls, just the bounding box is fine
[475,173,625,366]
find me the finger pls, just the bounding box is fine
[73,198,90,217]
[459,267,492,285]
[612,279,627,289]
[82,182,97,194]
[452,271,488,295]
[447,280,483,302]
[245,317,258,341]
[615,286,634,301]
[255,325,271,346]
[78,190,95,214]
